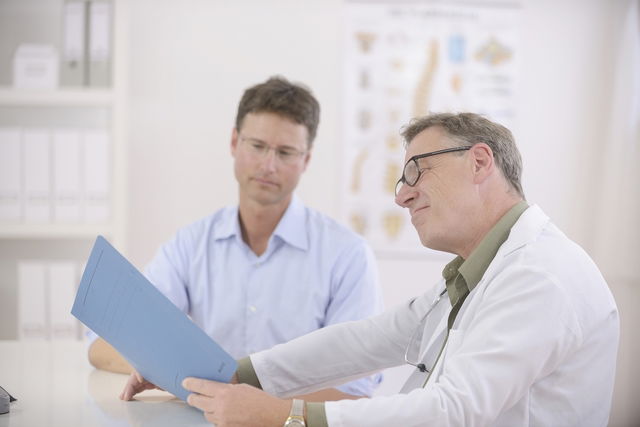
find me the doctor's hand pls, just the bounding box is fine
[119,369,162,401]
[183,377,291,427]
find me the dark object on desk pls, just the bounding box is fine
[0,385,16,415]
[0,386,16,402]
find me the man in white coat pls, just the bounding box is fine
[122,112,620,427]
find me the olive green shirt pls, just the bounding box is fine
[444,200,529,306]
[236,201,528,427]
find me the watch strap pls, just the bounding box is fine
[283,399,306,426]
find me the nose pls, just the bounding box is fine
[395,181,415,208]
[260,147,278,171]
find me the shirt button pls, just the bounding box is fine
[248,305,257,313]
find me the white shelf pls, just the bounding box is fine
[0,87,114,107]
[0,223,112,239]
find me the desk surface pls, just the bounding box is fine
[0,340,209,427]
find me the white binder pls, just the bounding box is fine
[48,262,79,340]
[88,0,112,87]
[0,128,22,221]
[61,1,87,87]
[83,130,110,223]
[18,261,49,340]
[52,129,82,222]
[23,129,51,223]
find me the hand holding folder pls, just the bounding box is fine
[72,236,237,402]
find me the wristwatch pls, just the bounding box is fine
[283,399,306,426]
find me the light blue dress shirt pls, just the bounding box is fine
[144,196,383,396]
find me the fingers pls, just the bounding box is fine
[119,371,157,401]
[182,378,227,417]
[182,377,226,396]
[186,392,213,412]
[120,382,135,401]
[120,373,136,400]
[120,375,142,401]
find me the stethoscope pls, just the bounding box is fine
[403,287,448,373]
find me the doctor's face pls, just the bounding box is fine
[394,126,476,254]
[231,112,310,208]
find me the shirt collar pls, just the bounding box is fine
[211,195,309,252]
[212,205,241,240]
[272,195,309,251]
[443,200,529,304]
[442,256,466,306]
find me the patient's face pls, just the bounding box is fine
[231,112,310,208]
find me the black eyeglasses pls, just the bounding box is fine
[395,146,472,196]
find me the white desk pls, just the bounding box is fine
[0,341,209,427]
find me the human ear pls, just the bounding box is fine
[301,148,312,172]
[470,143,494,184]
[230,128,239,156]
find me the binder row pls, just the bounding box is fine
[18,260,82,341]
[0,127,111,224]
[61,0,112,87]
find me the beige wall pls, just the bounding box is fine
[124,1,639,425]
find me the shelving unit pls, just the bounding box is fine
[0,0,127,340]
[0,87,115,106]
[0,223,113,239]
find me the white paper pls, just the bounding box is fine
[89,2,111,61]
[83,130,110,222]
[18,261,49,340]
[23,129,51,223]
[53,129,82,222]
[0,127,22,221]
[63,2,86,61]
[13,44,59,89]
[48,262,79,340]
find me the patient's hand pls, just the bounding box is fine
[119,370,161,401]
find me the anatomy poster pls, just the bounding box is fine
[342,1,520,256]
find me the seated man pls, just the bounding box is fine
[124,112,619,426]
[91,76,383,400]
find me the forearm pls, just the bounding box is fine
[251,308,419,398]
[88,338,133,374]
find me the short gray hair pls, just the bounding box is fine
[400,112,525,198]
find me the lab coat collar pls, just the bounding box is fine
[496,204,549,258]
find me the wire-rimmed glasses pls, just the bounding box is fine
[239,134,307,165]
[394,146,472,196]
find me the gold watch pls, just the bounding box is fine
[283,399,306,427]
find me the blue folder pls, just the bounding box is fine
[71,236,237,402]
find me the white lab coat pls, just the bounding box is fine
[252,205,619,426]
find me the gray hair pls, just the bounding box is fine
[400,112,525,198]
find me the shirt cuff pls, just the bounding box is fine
[306,402,329,427]
[235,357,262,389]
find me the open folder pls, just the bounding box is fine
[71,236,237,401]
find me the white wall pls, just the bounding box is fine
[124,1,639,425]
[126,0,345,263]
